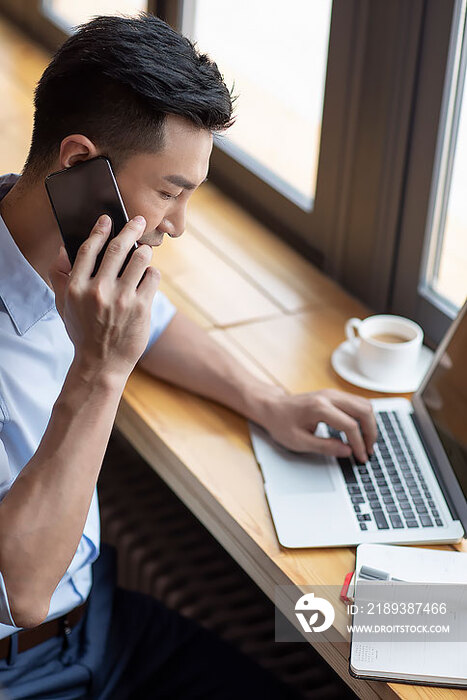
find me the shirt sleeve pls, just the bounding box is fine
[140,289,177,358]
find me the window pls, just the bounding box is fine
[173,0,366,260]
[0,0,154,50]
[392,0,467,344]
[42,0,147,31]
[183,0,332,211]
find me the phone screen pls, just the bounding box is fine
[45,156,136,277]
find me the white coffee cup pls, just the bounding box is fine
[345,314,424,383]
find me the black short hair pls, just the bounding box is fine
[24,13,234,176]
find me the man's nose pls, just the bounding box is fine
[163,205,186,239]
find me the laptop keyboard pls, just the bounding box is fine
[328,411,444,532]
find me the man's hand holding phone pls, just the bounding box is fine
[49,213,160,386]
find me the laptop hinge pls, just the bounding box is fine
[410,412,460,523]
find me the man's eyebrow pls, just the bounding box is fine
[163,175,208,190]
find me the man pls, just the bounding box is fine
[0,13,376,698]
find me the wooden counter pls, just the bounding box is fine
[116,183,467,700]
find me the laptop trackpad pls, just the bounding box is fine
[249,422,336,494]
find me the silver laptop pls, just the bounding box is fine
[250,301,467,548]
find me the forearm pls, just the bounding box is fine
[138,312,376,461]
[138,312,285,424]
[0,361,125,628]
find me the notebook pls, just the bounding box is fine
[349,543,467,687]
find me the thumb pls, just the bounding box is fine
[48,246,71,314]
[293,429,352,457]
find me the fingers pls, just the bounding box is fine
[312,402,369,463]
[118,243,154,292]
[135,264,160,301]
[264,390,377,461]
[70,214,112,283]
[329,393,377,456]
[96,216,146,280]
[292,431,352,457]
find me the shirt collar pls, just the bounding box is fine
[0,173,55,335]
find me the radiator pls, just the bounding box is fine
[97,428,356,699]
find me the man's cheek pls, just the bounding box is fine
[121,201,160,230]
[143,206,167,232]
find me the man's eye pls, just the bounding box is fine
[160,191,181,201]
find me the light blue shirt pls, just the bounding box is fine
[0,173,176,638]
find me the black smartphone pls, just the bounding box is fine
[45,156,136,277]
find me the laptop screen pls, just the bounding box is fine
[421,302,467,501]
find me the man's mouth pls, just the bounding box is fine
[153,233,165,246]
[137,232,165,247]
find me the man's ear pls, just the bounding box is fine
[58,134,100,170]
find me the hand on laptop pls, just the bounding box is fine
[258,388,376,462]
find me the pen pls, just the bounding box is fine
[340,566,408,604]
[359,565,405,582]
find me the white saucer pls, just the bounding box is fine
[331,340,434,393]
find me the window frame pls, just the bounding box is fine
[320,0,425,312]
[390,0,460,346]
[168,0,426,310]
[169,0,366,267]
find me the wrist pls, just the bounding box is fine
[69,358,129,394]
[243,382,287,427]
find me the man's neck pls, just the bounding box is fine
[0,174,62,291]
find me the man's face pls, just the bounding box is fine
[116,114,213,247]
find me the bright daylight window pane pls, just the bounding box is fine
[184,0,332,211]
[42,0,147,30]
[423,3,467,312]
